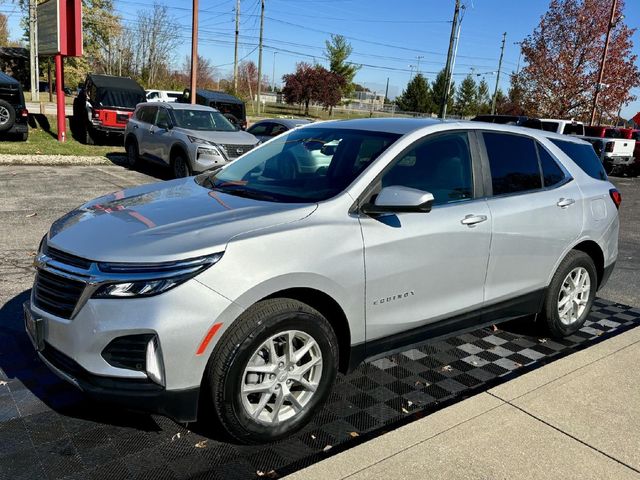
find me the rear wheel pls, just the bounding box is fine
[0,100,16,132]
[205,298,338,444]
[542,250,597,338]
[125,139,139,168]
[84,125,95,145]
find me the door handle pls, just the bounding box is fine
[461,214,488,226]
[133,125,138,129]
[557,198,575,208]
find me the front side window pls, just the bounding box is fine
[198,127,400,203]
[139,106,157,124]
[172,109,236,132]
[155,108,170,127]
[483,132,542,195]
[381,132,473,206]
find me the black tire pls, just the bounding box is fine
[172,154,192,178]
[205,298,339,444]
[84,125,95,145]
[542,250,597,338]
[125,139,139,168]
[0,100,16,132]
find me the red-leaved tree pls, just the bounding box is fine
[282,63,346,116]
[520,0,640,121]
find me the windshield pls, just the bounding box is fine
[172,109,237,132]
[197,127,401,203]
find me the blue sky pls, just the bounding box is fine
[4,0,640,118]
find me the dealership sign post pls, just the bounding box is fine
[37,0,82,142]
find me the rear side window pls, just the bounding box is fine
[483,132,542,195]
[537,144,566,187]
[562,123,584,136]
[550,139,607,181]
[541,121,559,133]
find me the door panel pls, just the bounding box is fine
[148,107,173,164]
[361,201,491,341]
[137,106,157,158]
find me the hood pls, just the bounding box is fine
[177,128,258,146]
[48,177,316,262]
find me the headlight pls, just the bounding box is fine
[188,135,215,146]
[93,252,223,299]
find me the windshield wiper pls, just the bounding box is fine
[211,186,279,202]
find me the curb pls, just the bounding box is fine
[0,154,126,166]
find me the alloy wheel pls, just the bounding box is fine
[557,267,591,325]
[240,330,323,424]
[0,106,9,125]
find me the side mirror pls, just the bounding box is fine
[361,186,434,215]
[157,122,171,130]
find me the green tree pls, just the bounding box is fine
[493,88,508,114]
[431,69,455,115]
[455,75,478,117]
[324,34,359,97]
[395,73,431,113]
[476,78,491,114]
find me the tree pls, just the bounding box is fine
[282,62,345,116]
[493,89,508,114]
[431,69,455,115]
[476,78,491,114]
[395,74,431,113]
[316,70,347,113]
[0,13,9,45]
[520,0,640,120]
[134,3,179,86]
[325,34,359,97]
[455,75,478,117]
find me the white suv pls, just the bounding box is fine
[27,119,619,443]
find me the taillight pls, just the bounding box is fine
[19,108,28,117]
[605,141,614,153]
[609,189,622,209]
[92,110,100,119]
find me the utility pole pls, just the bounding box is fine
[439,0,459,118]
[491,32,507,115]
[256,0,265,114]
[514,41,523,75]
[416,55,424,74]
[190,0,198,104]
[29,0,39,101]
[384,77,389,104]
[444,4,465,119]
[233,0,240,93]
[272,51,277,92]
[590,0,617,126]
[409,65,415,81]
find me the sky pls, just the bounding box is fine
[4,0,640,119]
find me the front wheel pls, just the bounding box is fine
[542,250,597,338]
[172,154,192,178]
[205,299,338,444]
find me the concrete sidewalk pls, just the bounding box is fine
[287,326,640,480]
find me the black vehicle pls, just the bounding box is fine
[180,88,247,130]
[471,114,543,130]
[73,74,146,145]
[0,72,28,141]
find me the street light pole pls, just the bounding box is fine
[272,51,277,92]
[190,0,198,104]
[256,0,265,114]
[590,0,618,126]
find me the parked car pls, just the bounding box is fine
[582,126,636,175]
[179,88,248,130]
[0,72,28,141]
[124,102,259,178]
[619,128,640,176]
[540,118,585,136]
[26,119,619,444]
[471,114,543,129]
[146,89,182,103]
[247,118,312,142]
[73,74,146,145]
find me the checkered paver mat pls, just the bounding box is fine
[1,295,639,480]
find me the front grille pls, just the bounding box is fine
[33,269,85,319]
[222,143,254,158]
[43,244,92,270]
[102,334,154,371]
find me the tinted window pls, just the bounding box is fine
[604,128,622,138]
[172,109,236,132]
[139,106,157,124]
[382,132,473,206]
[271,124,288,136]
[550,139,607,181]
[248,123,271,135]
[541,121,559,133]
[537,144,566,187]
[483,132,542,195]
[155,108,170,127]
[562,123,584,135]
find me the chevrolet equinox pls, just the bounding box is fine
[26,118,620,443]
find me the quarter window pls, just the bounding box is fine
[381,132,473,206]
[483,132,542,195]
[537,144,566,187]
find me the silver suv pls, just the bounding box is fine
[26,119,619,444]
[124,103,259,178]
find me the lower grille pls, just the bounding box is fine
[102,334,154,371]
[33,269,85,319]
[222,143,254,158]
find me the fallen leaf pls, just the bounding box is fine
[310,434,316,440]
[25,212,37,218]
[265,471,278,479]
[492,324,499,332]
[257,471,266,477]
[194,440,208,448]
[322,445,332,453]
[414,380,422,386]
[171,433,181,441]
[407,400,413,406]
[515,363,523,368]
[401,407,409,414]
[349,431,359,438]
[538,338,548,343]
[0,380,7,386]
[441,365,453,372]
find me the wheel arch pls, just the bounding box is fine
[169,142,189,165]
[124,133,138,149]
[262,287,352,374]
[572,240,605,289]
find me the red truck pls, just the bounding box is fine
[73,74,146,145]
